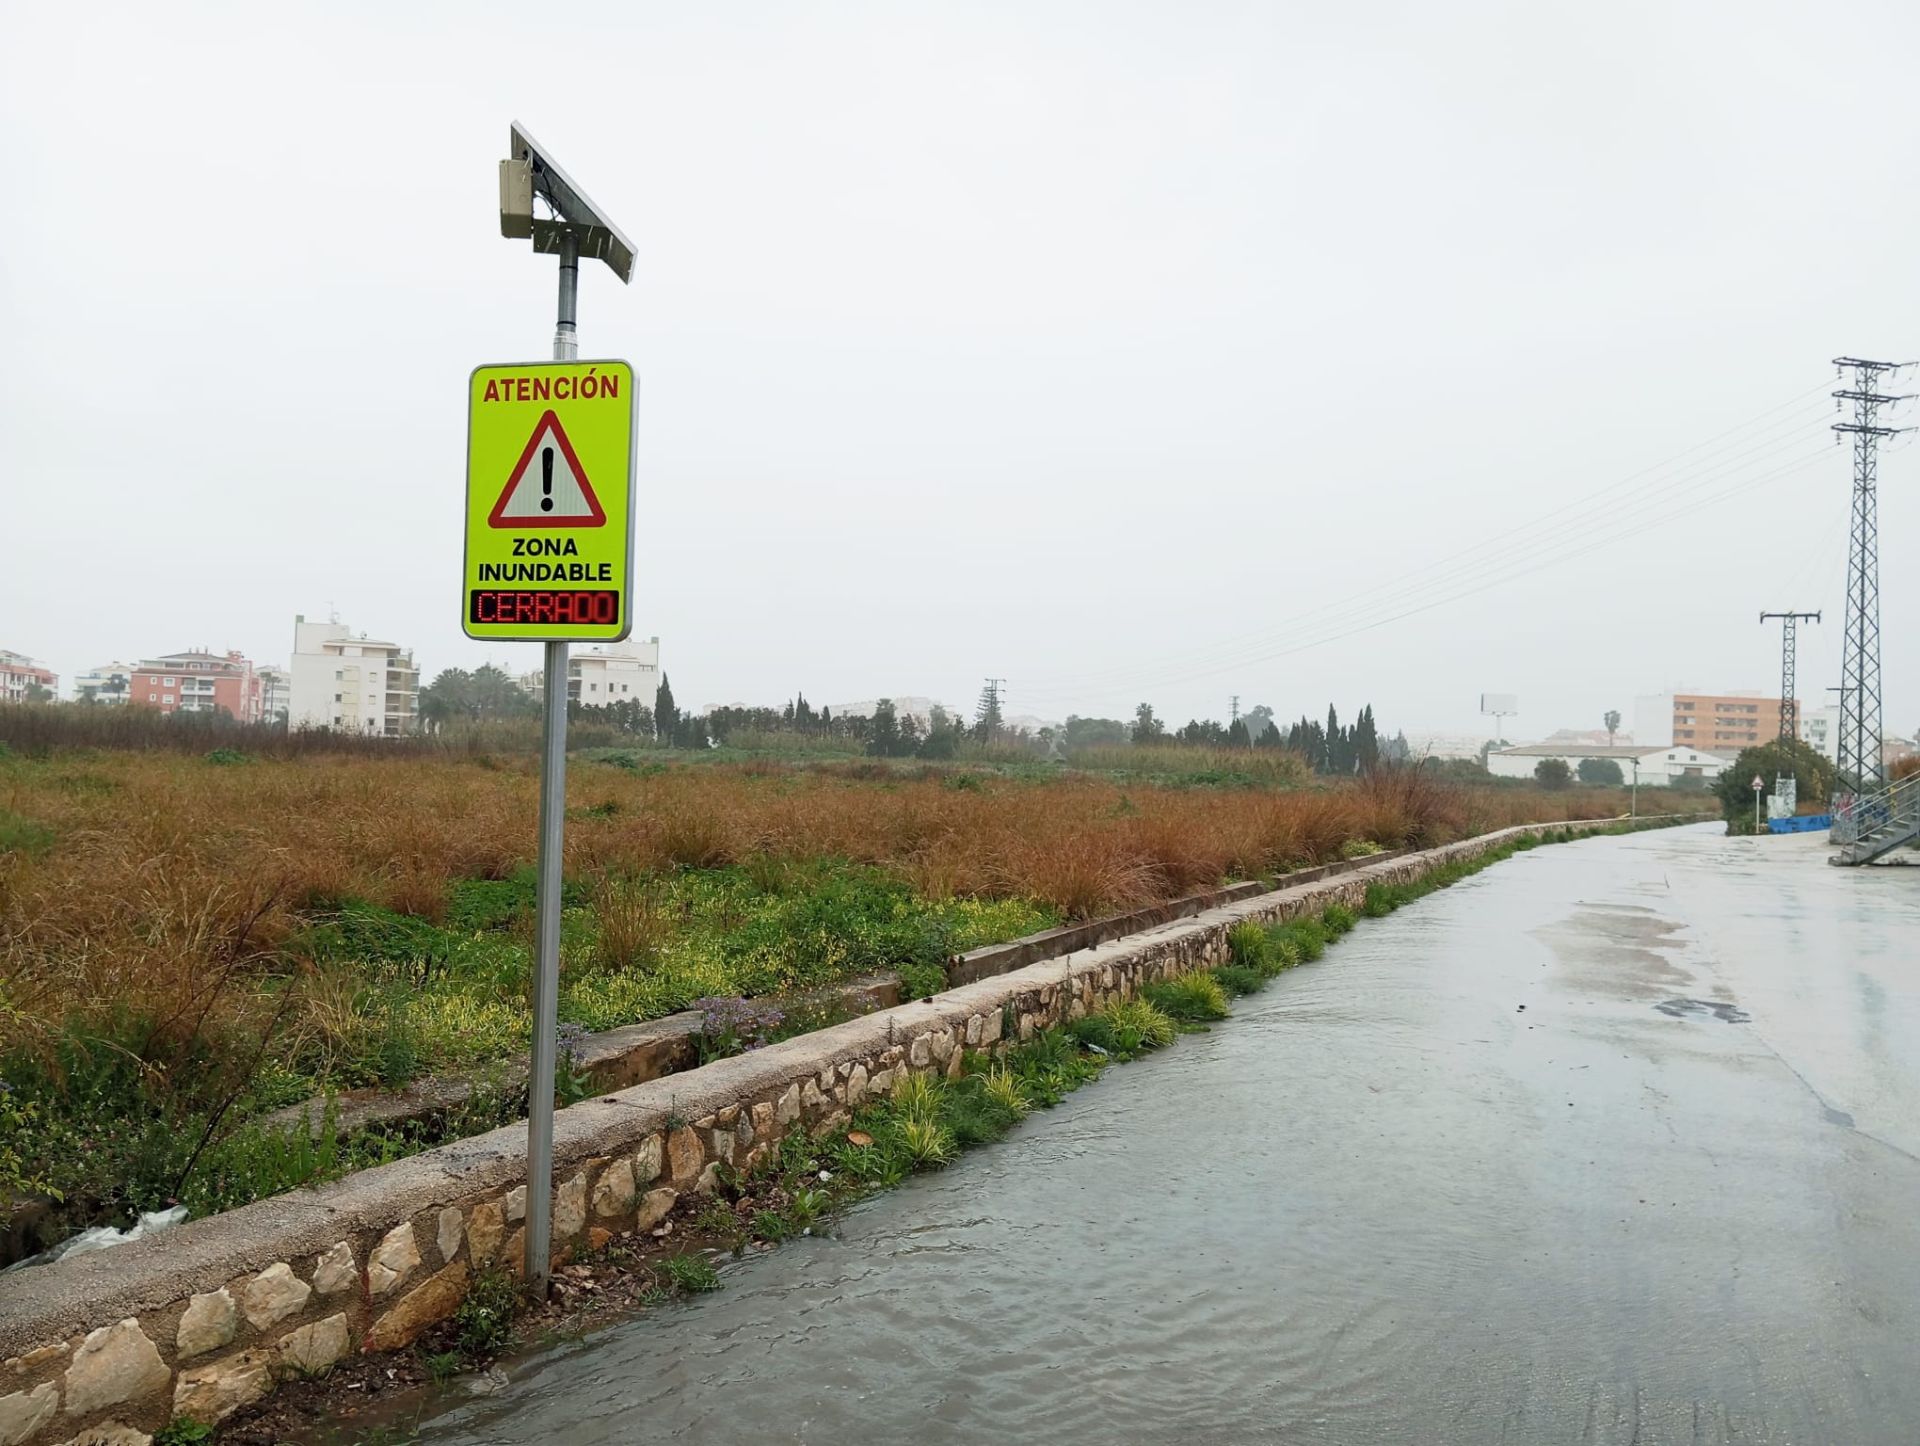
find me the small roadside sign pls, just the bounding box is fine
[1752,774,1764,790]
[464,361,635,640]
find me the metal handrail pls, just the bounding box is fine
[1832,772,1920,849]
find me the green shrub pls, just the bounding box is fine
[447,870,539,931]
[154,1421,215,1446]
[663,1253,721,1293]
[185,1115,342,1217]
[897,958,948,1000]
[0,1084,59,1210]
[1142,971,1230,1023]
[1322,902,1358,936]
[452,1266,522,1357]
[0,810,55,859]
[890,1071,944,1126]
[1210,963,1267,996]
[203,747,250,766]
[1071,998,1177,1059]
[787,1185,830,1228]
[752,1207,796,1242]
[979,1066,1031,1119]
[1361,883,1392,917]
[1227,919,1270,971]
[1282,917,1328,962]
[1001,1027,1104,1105]
[891,1116,955,1167]
[1339,838,1385,859]
[938,1084,1012,1148]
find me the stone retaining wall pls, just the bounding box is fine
[944,848,1409,987]
[0,817,1679,1446]
[247,847,1417,1151]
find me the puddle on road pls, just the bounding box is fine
[1654,997,1751,1024]
[1533,902,1693,1000]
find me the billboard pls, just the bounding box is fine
[1479,693,1518,715]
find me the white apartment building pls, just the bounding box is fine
[1403,731,1497,762]
[288,616,420,736]
[0,651,57,703]
[1798,704,1839,765]
[518,638,661,706]
[258,666,292,726]
[73,662,139,705]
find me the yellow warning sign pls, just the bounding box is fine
[463,360,636,641]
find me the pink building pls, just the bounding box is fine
[0,651,58,703]
[132,649,264,722]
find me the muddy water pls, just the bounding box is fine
[412,825,1920,1444]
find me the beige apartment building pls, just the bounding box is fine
[288,616,420,736]
[1669,692,1785,752]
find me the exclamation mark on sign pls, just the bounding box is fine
[540,448,555,512]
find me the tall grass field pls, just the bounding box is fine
[0,744,1695,1245]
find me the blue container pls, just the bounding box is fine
[1768,814,1832,834]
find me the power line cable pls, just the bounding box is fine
[1022,416,1835,701]
[1031,442,1833,705]
[1025,387,1834,695]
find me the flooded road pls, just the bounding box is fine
[413,825,1920,1444]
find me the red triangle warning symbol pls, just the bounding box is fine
[488,410,607,528]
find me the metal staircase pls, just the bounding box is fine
[1830,772,1920,865]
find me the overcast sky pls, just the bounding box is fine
[4,1,1917,739]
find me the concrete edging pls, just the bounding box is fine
[0,815,1688,1445]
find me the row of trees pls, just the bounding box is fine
[419,666,708,746]
[1531,756,1626,789]
[418,667,1417,774]
[1121,701,1409,775]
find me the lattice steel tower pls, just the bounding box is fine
[1831,357,1911,791]
[1758,611,1819,741]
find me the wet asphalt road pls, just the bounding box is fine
[410,824,1920,1445]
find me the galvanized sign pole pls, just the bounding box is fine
[522,231,579,1297]
[486,124,637,1297]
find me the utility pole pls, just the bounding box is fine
[1831,357,1912,793]
[976,678,1005,741]
[1758,611,1820,742]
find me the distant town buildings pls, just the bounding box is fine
[1633,690,1783,752]
[0,651,57,704]
[289,616,420,735]
[825,696,956,730]
[258,666,292,726]
[72,662,138,705]
[1544,727,1635,748]
[517,638,661,706]
[129,649,265,722]
[1798,703,1839,765]
[1487,742,1731,786]
[1403,732,1493,762]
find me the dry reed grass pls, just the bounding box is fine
[0,748,1676,1059]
